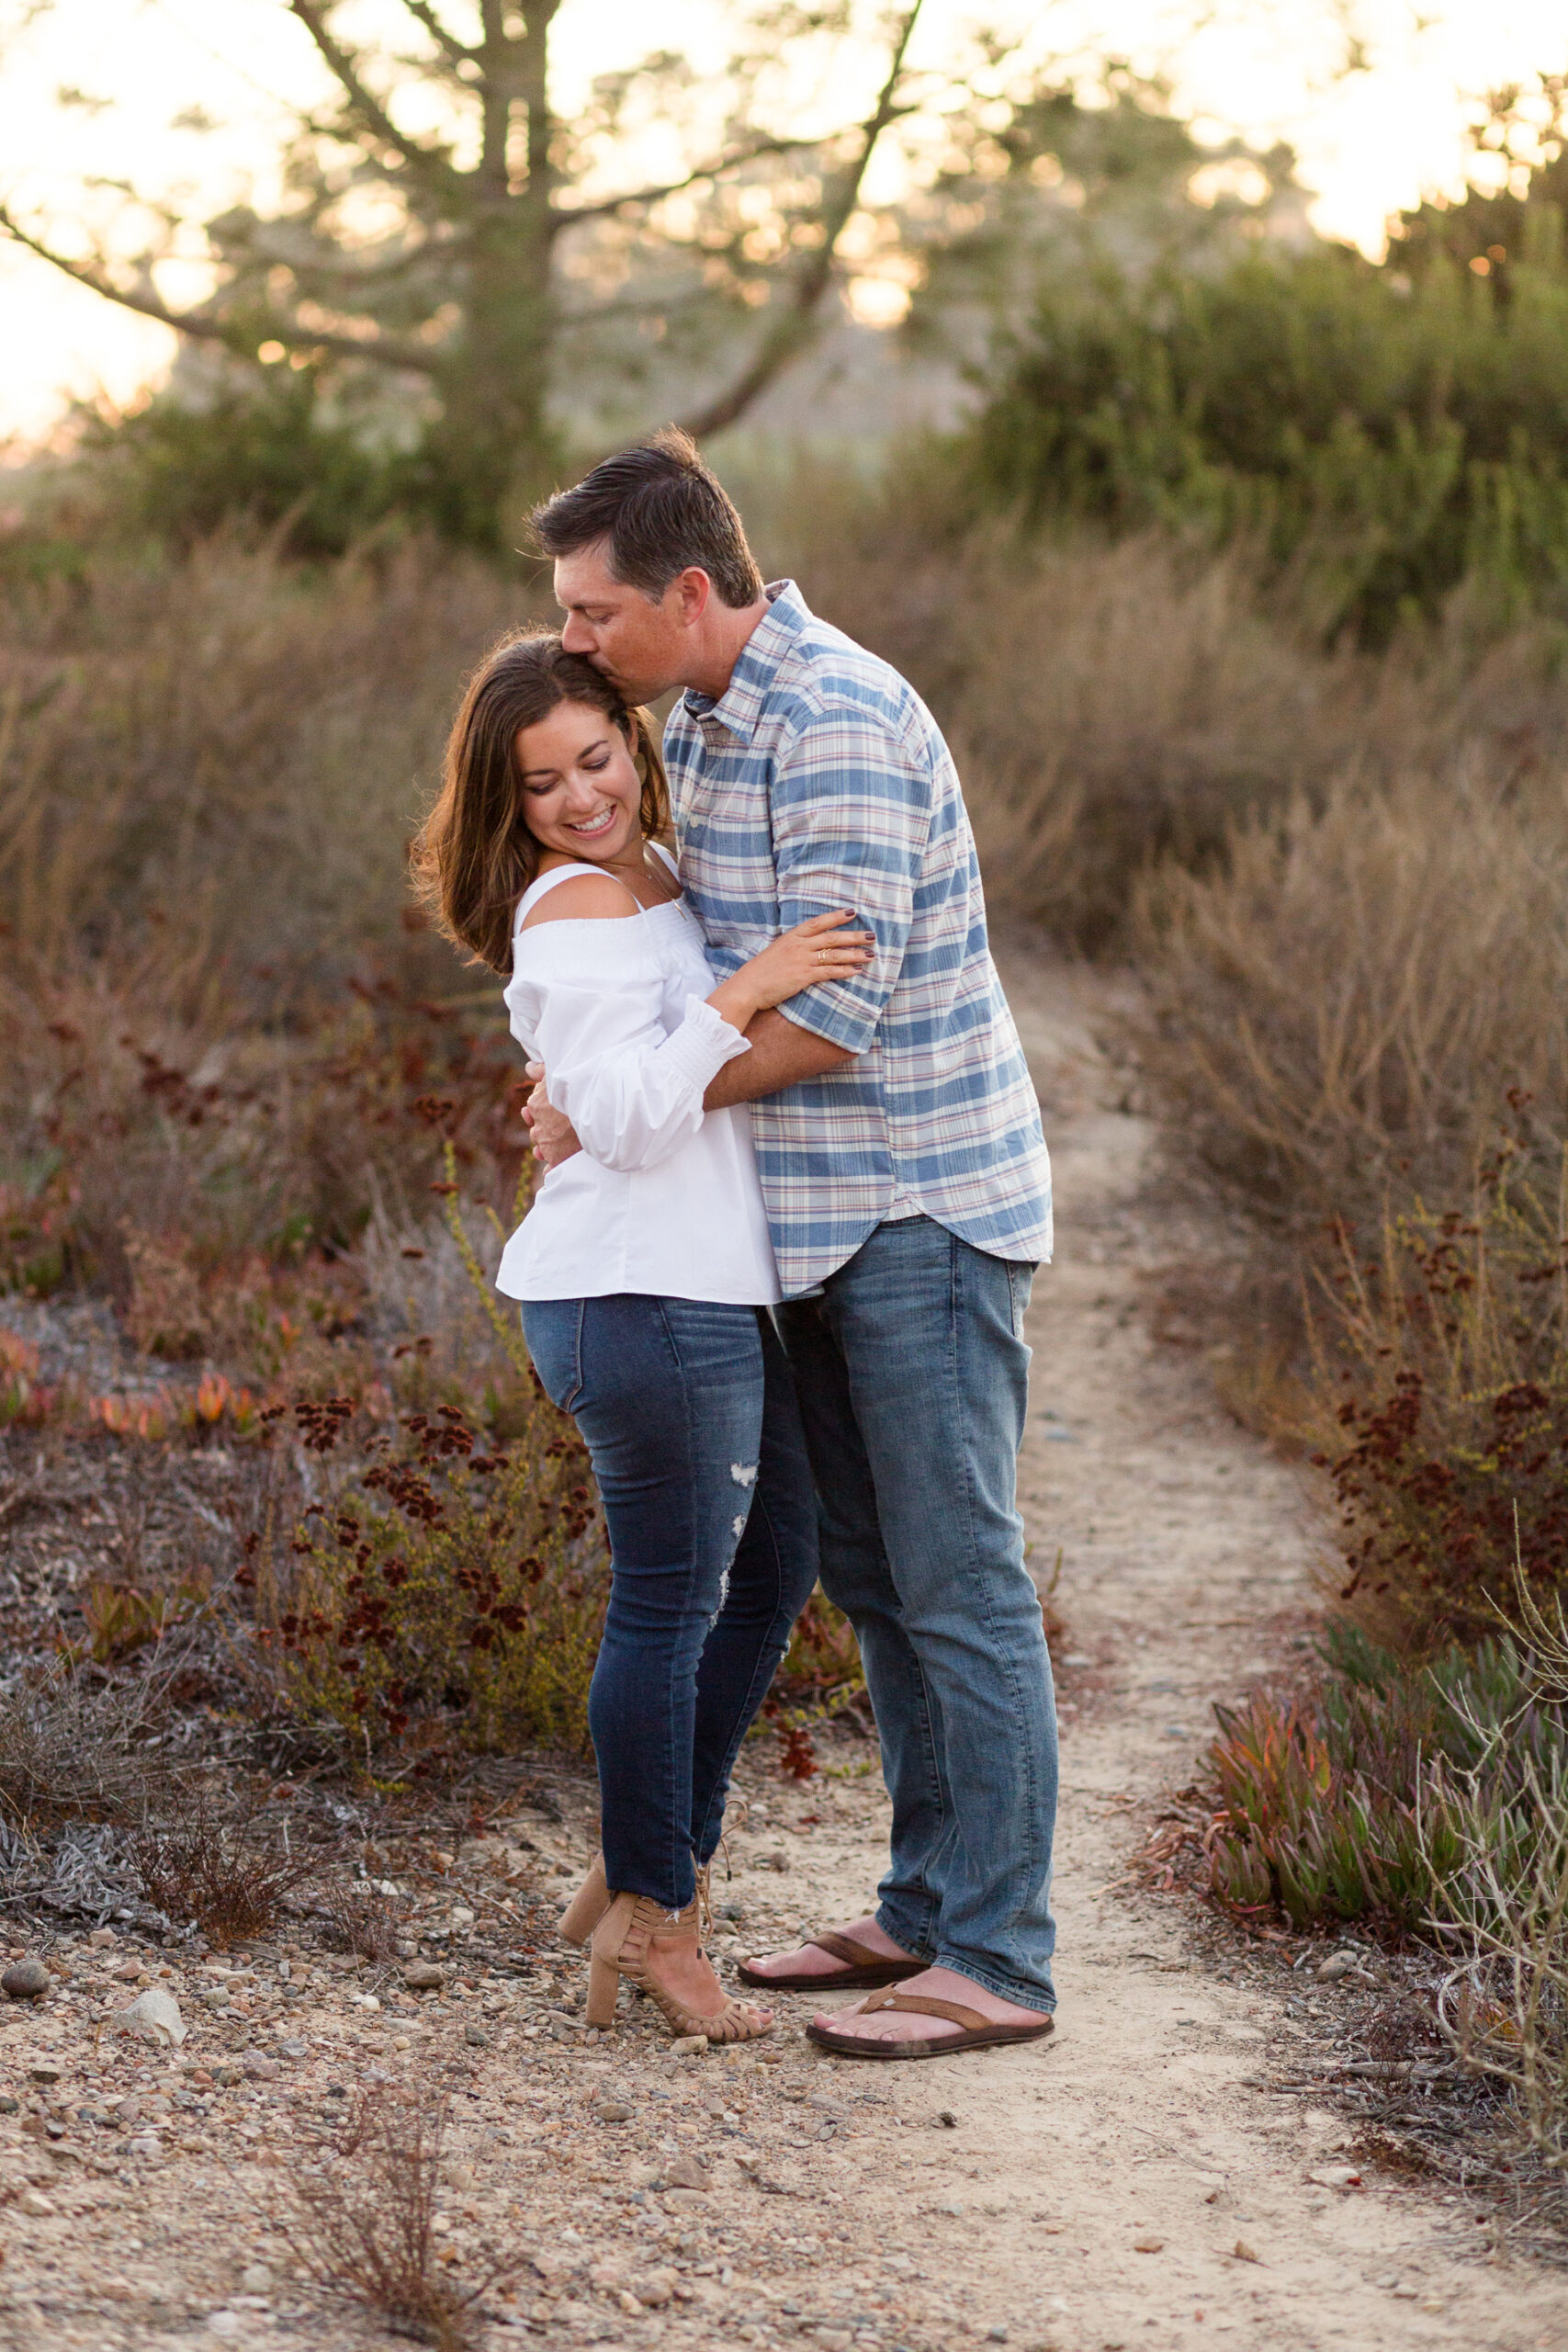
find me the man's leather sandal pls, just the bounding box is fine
[805,1985,1056,2060]
[736,1928,927,1993]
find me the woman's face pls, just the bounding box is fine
[516,700,643,865]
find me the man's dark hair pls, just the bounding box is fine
[530,427,764,610]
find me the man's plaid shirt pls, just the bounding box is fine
[663,581,1052,1299]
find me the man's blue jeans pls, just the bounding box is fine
[776,1216,1057,2013]
[521,1295,818,1912]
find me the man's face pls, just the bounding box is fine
[555,542,700,702]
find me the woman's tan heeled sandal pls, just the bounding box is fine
[585,1891,773,2042]
[558,1852,610,1950]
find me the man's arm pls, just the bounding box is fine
[702,1010,853,1107]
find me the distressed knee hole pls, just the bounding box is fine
[731,1513,748,1540]
[730,1461,758,1487]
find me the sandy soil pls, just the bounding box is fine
[3,954,1568,2352]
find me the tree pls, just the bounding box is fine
[1389,74,1568,305]
[1,0,944,541]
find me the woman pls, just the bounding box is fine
[414,631,871,2045]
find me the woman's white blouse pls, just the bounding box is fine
[495,864,781,1306]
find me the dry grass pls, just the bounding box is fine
[1130,767,1568,1236]
[0,1663,174,1826]
[317,1873,410,1962]
[281,2086,509,2348]
[128,1796,321,1948]
[0,533,530,985]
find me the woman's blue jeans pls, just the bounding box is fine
[521,1295,819,1911]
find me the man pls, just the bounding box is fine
[526,430,1056,2059]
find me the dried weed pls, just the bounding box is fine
[281,2086,511,2347]
[128,1799,320,1949]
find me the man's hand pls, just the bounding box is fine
[523,1063,582,1169]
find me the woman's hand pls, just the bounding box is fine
[708,911,873,1032]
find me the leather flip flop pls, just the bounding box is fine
[736,1928,926,1993]
[805,1985,1056,2061]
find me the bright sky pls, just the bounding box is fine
[2,0,1566,444]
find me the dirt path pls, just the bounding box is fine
[5,955,1568,2352]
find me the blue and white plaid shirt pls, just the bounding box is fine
[663,581,1052,1298]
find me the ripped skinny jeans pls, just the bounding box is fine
[521,1295,819,1911]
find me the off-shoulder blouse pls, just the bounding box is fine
[494,853,780,1306]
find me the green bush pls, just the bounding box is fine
[1205,1622,1568,1933]
[964,220,1568,642]
[76,369,411,559]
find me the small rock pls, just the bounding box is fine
[936,2108,958,2129]
[628,2268,677,2308]
[814,2333,852,2351]
[1308,2165,1361,2189]
[114,1961,144,1983]
[594,2100,634,2123]
[2,1959,50,2000]
[662,2187,710,2215]
[279,2040,308,2060]
[403,1961,446,1992]
[245,2057,280,2082]
[1233,2240,1260,2264]
[28,2065,61,2085]
[664,2154,712,2191]
[17,2187,56,2216]
[239,2265,273,2294]
[670,2032,708,2056]
[1315,1952,1353,1983]
[617,2290,644,2315]
[109,1988,186,2047]
[463,2025,490,2049]
[126,2134,164,2161]
[1134,2237,1164,2254]
[205,2312,243,2340]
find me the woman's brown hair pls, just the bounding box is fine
[411,631,671,976]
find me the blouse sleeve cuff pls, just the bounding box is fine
[660,993,753,1089]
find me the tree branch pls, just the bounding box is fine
[552,130,823,232]
[680,0,928,439]
[288,0,464,191]
[397,0,475,70]
[0,206,443,375]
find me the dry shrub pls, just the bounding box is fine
[248,1385,609,1760]
[1311,1149,1568,1647]
[128,1797,320,1948]
[0,533,524,984]
[317,1875,409,1962]
[0,949,528,1296]
[1427,1589,1568,2183]
[1132,768,1568,1236]
[281,2086,506,2347]
[0,1664,172,1826]
[121,1230,209,1359]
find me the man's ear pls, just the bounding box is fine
[672,567,712,628]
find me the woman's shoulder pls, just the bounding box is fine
[518,869,643,932]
